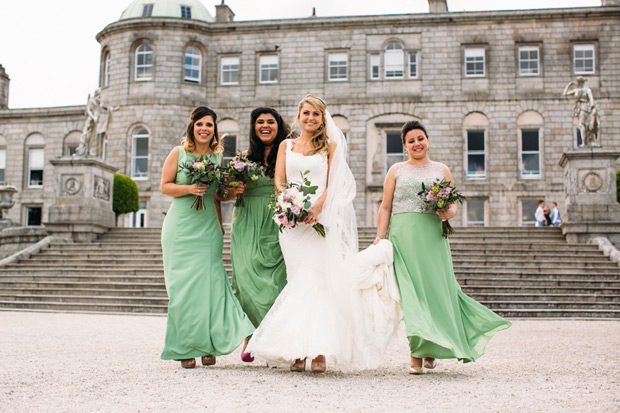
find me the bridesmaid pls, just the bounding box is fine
[160,106,254,369]
[374,120,511,374]
[228,107,290,362]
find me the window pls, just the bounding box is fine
[574,44,595,75]
[466,130,485,178]
[26,206,42,226]
[518,46,539,76]
[222,135,237,164]
[385,131,404,174]
[184,46,201,82]
[104,52,111,86]
[467,200,485,227]
[520,129,540,177]
[63,131,81,157]
[259,55,278,83]
[130,202,147,228]
[28,148,44,188]
[328,53,348,81]
[384,42,404,79]
[464,48,485,77]
[220,56,239,85]
[131,128,149,179]
[135,44,153,81]
[370,54,380,80]
[521,200,538,226]
[180,5,191,19]
[0,149,5,184]
[408,52,418,79]
[142,4,153,16]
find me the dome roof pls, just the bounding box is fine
[120,0,214,22]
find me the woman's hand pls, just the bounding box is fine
[437,203,457,221]
[226,181,246,197]
[303,203,322,225]
[193,183,208,196]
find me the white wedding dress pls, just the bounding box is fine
[246,133,402,372]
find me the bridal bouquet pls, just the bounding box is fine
[180,155,223,210]
[222,155,262,207]
[418,179,466,238]
[269,171,326,238]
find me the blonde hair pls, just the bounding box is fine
[182,106,223,155]
[291,94,329,155]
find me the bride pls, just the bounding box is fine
[246,95,401,372]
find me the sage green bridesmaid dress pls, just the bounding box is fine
[389,162,511,363]
[161,146,254,360]
[230,173,287,328]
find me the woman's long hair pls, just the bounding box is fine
[291,94,330,156]
[182,106,222,154]
[247,107,291,178]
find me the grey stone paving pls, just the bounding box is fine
[0,312,619,412]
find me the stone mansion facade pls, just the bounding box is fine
[0,0,618,228]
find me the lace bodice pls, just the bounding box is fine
[392,162,445,215]
[285,140,328,204]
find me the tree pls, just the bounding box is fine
[112,174,139,225]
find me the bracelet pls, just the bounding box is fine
[375,236,385,240]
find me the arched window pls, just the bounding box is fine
[384,42,404,79]
[63,131,82,156]
[24,133,45,188]
[0,134,6,185]
[463,113,489,178]
[103,51,111,86]
[184,46,201,82]
[135,44,153,81]
[517,111,544,179]
[131,127,149,179]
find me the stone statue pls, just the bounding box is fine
[74,89,117,157]
[562,76,600,147]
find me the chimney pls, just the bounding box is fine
[601,0,619,6]
[428,0,448,13]
[0,65,9,109]
[215,0,235,22]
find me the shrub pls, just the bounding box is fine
[112,174,139,219]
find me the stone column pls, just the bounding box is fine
[45,157,117,242]
[559,148,620,246]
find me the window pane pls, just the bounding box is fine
[0,169,4,185]
[222,135,237,161]
[467,200,485,226]
[522,130,539,151]
[328,53,348,80]
[221,56,240,84]
[134,159,148,177]
[259,55,278,83]
[29,170,43,186]
[385,47,404,78]
[29,149,44,169]
[27,207,42,226]
[0,149,5,169]
[386,131,402,154]
[465,48,485,76]
[522,153,540,174]
[142,4,153,16]
[522,200,538,226]
[181,5,191,18]
[467,154,485,176]
[467,130,484,151]
[370,54,380,79]
[408,53,417,78]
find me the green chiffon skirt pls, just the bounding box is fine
[160,185,255,360]
[389,212,511,363]
[230,176,287,328]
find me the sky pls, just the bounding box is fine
[0,0,602,109]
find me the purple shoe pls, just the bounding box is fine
[241,351,254,363]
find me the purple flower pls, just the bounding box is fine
[426,192,439,202]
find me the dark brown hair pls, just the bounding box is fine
[247,107,292,178]
[182,106,222,154]
[401,120,429,144]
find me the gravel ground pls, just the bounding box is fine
[0,311,618,412]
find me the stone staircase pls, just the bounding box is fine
[0,226,619,318]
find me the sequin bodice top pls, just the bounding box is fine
[392,162,445,215]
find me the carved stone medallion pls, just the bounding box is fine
[63,176,82,196]
[582,172,603,192]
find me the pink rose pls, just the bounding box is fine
[426,192,439,201]
[291,205,301,216]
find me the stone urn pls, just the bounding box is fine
[0,184,17,225]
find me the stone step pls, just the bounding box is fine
[453,260,619,269]
[467,292,620,302]
[449,252,607,259]
[460,285,620,295]
[480,300,620,310]
[1,265,164,272]
[459,278,620,288]
[0,294,168,305]
[451,254,610,262]
[0,280,166,290]
[456,269,620,277]
[0,301,168,313]
[0,275,165,283]
[490,309,620,318]
[0,287,167,297]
